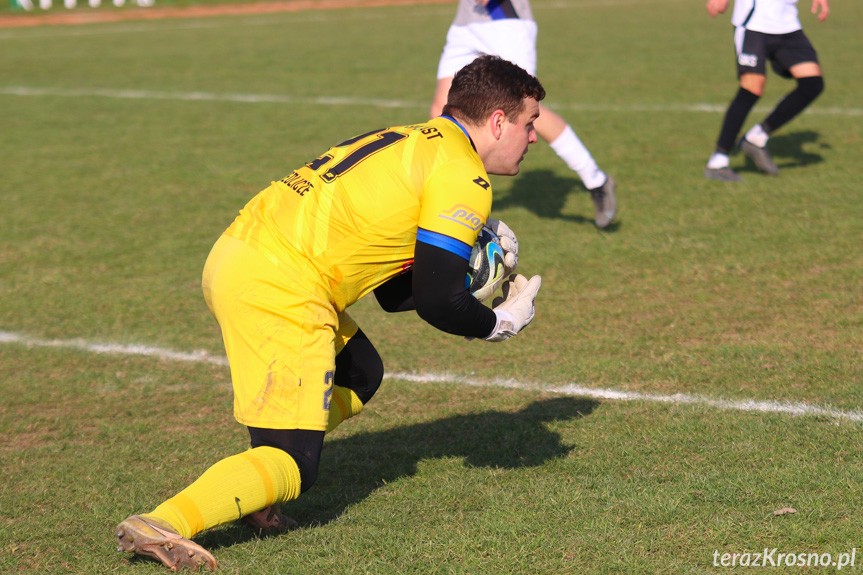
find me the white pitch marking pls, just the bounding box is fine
[0,0,674,40]
[1,86,861,116]
[0,330,229,366]
[0,86,425,109]
[391,373,863,422]
[0,10,395,40]
[1,330,860,422]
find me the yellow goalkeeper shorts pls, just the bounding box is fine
[202,234,358,430]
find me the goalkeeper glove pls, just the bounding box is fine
[485,218,518,276]
[484,274,542,342]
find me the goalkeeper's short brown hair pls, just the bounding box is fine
[442,55,546,127]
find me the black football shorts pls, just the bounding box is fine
[736,29,819,78]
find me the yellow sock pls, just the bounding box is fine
[326,385,364,433]
[144,446,301,538]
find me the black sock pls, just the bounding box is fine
[762,76,824,134]
[715,88,760,154]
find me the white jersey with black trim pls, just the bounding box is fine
[453,0,534,25]
[731,0,802,34]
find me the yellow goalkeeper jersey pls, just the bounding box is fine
[224,116,493,313]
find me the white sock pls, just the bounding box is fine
[744,124,769,147]
[706,153,730,169]
[548,125,607,190]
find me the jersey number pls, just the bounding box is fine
[322,370,334,411]
[308,129,407,183]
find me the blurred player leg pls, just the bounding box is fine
[540,108,615,227]
[540,108,607,191]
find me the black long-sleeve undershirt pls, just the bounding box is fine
[373,241,496,339]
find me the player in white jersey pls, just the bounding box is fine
[704,0,829,181]
[431,0,617,229]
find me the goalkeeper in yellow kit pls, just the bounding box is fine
[115,55,544,572]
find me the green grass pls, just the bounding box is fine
[1,0,861,573]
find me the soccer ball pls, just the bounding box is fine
[466,228,506,302]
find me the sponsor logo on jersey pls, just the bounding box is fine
[738,53,758,68]
[473,177,490,190]
[438,204,486,231]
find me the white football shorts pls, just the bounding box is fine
[436,19,539,79]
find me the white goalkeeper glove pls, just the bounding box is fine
[484,274,542,342]
[485,218,518,276]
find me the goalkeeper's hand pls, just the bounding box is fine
[484,274,541,342]
[485,218,518,276]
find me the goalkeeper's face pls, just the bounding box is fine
[486,97,540,176]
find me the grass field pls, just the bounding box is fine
[1,0,861,573]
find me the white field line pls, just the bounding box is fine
[0,0,680,40]
[0,86,426,109]
[0,10,398,39]
[0,330,230,366]
[1,85,862,116]
[2,330,861,422]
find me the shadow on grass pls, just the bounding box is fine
[739,129,827,173]
[494,169,621,232]
[195,396,598,550]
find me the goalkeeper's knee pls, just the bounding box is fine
[335,329,383,404]
[327,329,384,433]
[247,428,324,493]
